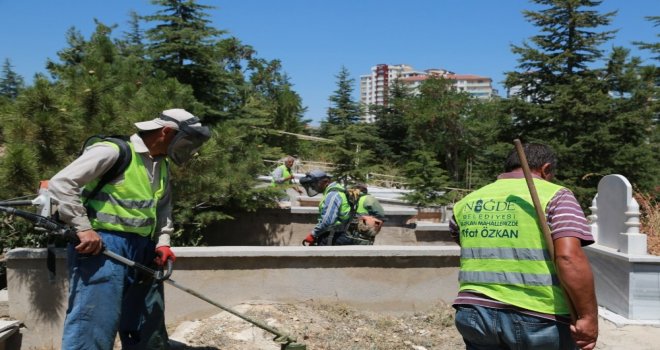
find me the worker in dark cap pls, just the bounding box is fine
[299,169,354,245]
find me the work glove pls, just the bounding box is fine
[155,246,176,266]
[303,233,316,246]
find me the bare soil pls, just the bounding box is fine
[167,301,660,350]
[168,301,463,350]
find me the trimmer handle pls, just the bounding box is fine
[155,258,174,281]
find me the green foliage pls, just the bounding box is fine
[0,0,657,250]
[405,77,474,183]
[322,66,362,134]
[371,80,415,165]
[403,150,451,207]
[505,0,659,206]
[319,66,380,183]
[0,59,24,100]
[505,0,617,102]
[634,16,660,61]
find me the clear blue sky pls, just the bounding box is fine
[0,0,658,124]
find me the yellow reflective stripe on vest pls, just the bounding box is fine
[81,190,156,209]
[85,209,155,228]
[458,270,560,286]
[461,247,551,261]
[83,141,167,236]
[453,178,567,315]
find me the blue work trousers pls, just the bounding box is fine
[317,231,355,245]
[454,304,577,350]
[61,231,168,350]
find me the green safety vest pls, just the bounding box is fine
[319,183,352,226]
[453,178,568,315]
[270,164,292,186]
[356,194,385,219]
[82,142,167,237]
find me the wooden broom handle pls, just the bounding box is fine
[513,139,576,321]
[513,139,555,260]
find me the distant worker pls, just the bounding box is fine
[271,156,297,186]
[299,170,355,245]
[271,156,302,201]
[450,143,598,350]
[49,109,210,350]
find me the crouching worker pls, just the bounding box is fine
[346,183,385,244]
[49,109,210,350]
[299,171,384,245]
[299,170,355,246]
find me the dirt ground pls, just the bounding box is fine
[166,301,660,350]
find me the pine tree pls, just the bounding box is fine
[248,58,307,155]
[118,11,146,57]
[0,59,24,100]
[371,80,415,165]
[505,0,657,205]
[144,0,234,114]
[403,150,451,208]
[323,66,362,134]
[319,66,377,182]
[505,0,616,102]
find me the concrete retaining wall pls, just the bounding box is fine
[203,207,454,246]
[6,245,460,350]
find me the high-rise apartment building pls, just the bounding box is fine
[359,64,497,123]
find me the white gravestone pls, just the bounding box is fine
[591,174,647,255]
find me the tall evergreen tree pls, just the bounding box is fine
[505,0,657,206]
[371,80,415,165]
[118,11,146,57]
[322,66,361,134]
[248,58,307,155]
[319,66,378,182]
[144,0,235,115]
[505,0,616,102]
[0,59,24,100]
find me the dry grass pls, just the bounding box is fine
[635,190,660,256]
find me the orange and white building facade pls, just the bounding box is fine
[359,64,496,123]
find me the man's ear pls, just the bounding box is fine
[162,126,176,135]
[540,163,554,180]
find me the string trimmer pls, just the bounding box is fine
[0,201,306,350]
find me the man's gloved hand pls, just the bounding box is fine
[303,233,316,246]
[155,246,176,266]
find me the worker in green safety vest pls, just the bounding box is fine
[270,155,302,203]
[450,143,598,350]
[299,169,357,245]
[50,109,210,350]
[348,183,385,243]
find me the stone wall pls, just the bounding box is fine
[203,207,455,246]
[6,246,460,350]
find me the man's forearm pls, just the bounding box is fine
[554,238,598,320]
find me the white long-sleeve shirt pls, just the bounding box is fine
[48,134,173,247]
